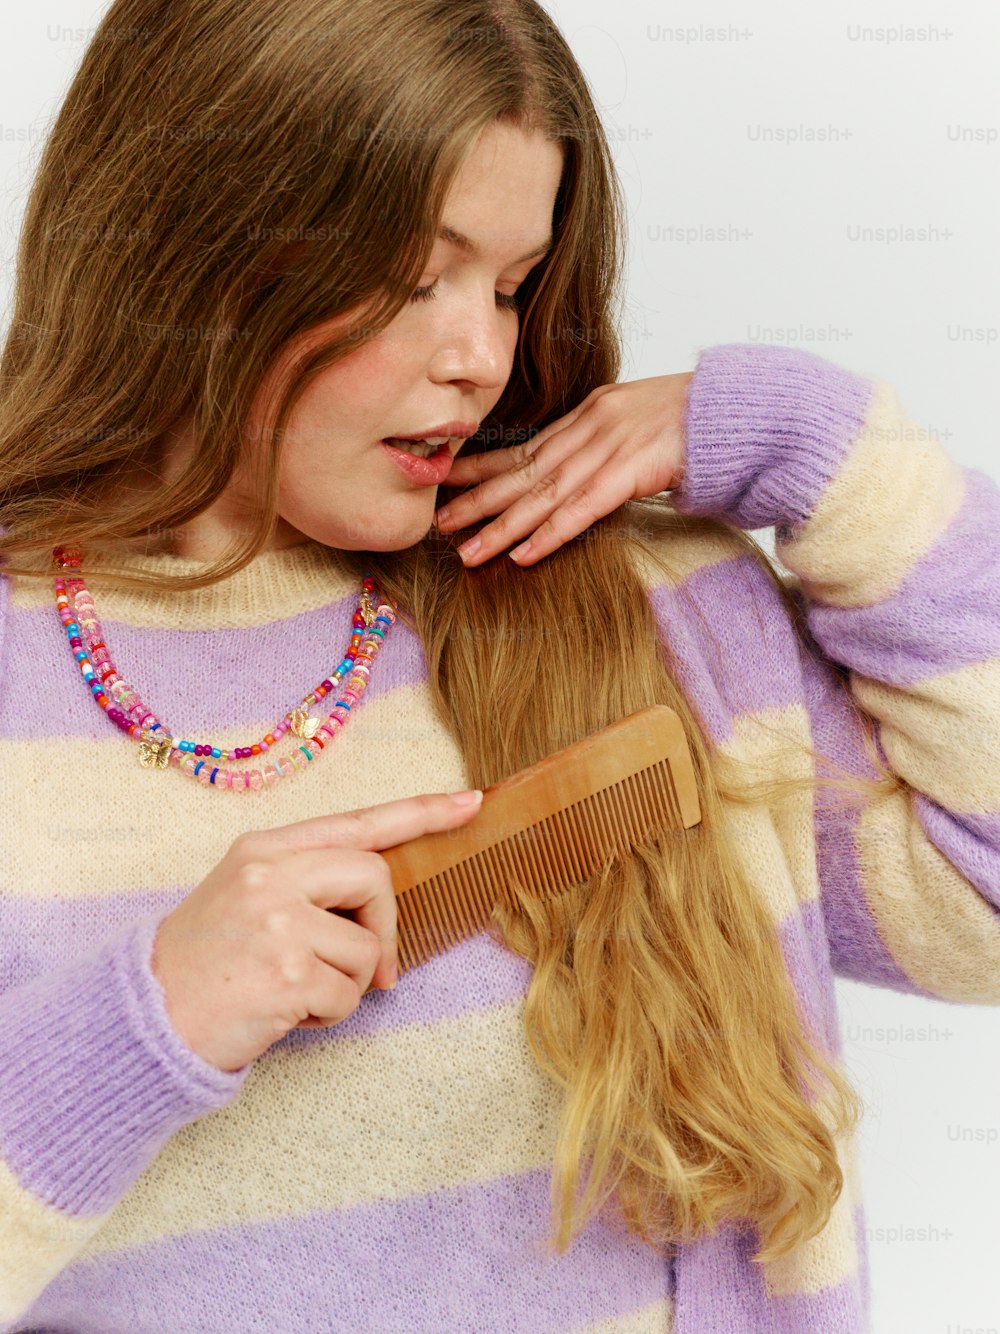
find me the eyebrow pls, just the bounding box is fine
[438,224,553,265]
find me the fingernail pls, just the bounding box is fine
[449,788,483,806]
[458,537,481,561]
[386,967,398,990]
[436,505,451,525]
[509,539,532,561]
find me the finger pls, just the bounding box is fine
[246,845,398,989]
[504,470,633,565]
[438,422,583,534]
[311,900,392,998]
[437,441,543,510]
[437,404,594,523]
[441,445,526,488]
[454,439,628,566]
[251,789,484,859]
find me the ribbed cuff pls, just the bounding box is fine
[673,342,875,534]
[0,910,251,1217]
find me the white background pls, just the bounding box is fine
[1,3,997,1330]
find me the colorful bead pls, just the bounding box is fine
[52,547,396,793]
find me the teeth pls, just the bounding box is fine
[389,436,449,459]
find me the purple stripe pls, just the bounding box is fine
[674,342,874,534]
[804,467,1000,679]
[647,554,806,745]
[0,911,248,1217]
[0,594,425,741]
[912,795,1000,913]
[673,1205,868,1332]
[798,641,931,996]
[779,898,843,1062]
[1,886,536,1040]
[17,1168,674,1334]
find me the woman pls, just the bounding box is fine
[0,1,997,1330]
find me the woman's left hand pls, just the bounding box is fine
[432,372,694,566]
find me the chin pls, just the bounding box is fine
[307,519,433,554]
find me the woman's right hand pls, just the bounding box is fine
[150,789,484,1073]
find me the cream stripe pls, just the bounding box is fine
[78,995,566,1256]
[761,1118,861,1298]
[5,539,360,628]
[575,1296,674,1332]
[712,704,822,918]
[77,991,863,1310]
[854,790,1000,1002]
[780,378,966,607]
[0,1154,108,1322]
[852,657,1000,813]
[629,503,749,589]
[0,681,471,896]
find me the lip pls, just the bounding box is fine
[388,421,479,442]
[379,438,456,487]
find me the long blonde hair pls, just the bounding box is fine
[0,0,903,1265]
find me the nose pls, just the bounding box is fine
[427,287,516,392]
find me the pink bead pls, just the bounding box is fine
[55,563,396,795]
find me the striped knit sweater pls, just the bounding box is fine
[1,342,997,1333]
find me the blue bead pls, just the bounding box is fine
[212,748,221,759]
[194,760,204,776]
[209,767,219,784]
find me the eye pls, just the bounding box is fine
[410,279,521,313]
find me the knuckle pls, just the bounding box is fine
[237,859,273,893]
[530,470,561,504]
[231,830,264,858]
[262,906,293,936]
[511,440,538,470]
[277,947,310,987]
[373,853,396,896]
[363,933,382,969]
[562,485,593,516]
[339,806,375,844]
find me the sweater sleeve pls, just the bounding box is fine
[0,908,251,1325]
[672,341,1000,1004]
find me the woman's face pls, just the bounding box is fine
[160,121,565,561]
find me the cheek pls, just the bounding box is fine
[293,332,407,432]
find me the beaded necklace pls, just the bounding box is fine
[51,543,397,793]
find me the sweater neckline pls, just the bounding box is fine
[43,538,367,630]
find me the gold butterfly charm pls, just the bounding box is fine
[360,590,376,629]
[289,707,320,740]
[138,736,172,769]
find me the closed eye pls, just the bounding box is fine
[410,280,521,313]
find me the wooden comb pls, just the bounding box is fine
[368,705,701,987]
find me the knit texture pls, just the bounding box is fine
[1,342,997,1332]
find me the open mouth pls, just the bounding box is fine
[380,437,453,460]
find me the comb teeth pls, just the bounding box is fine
[375,707,701,984]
